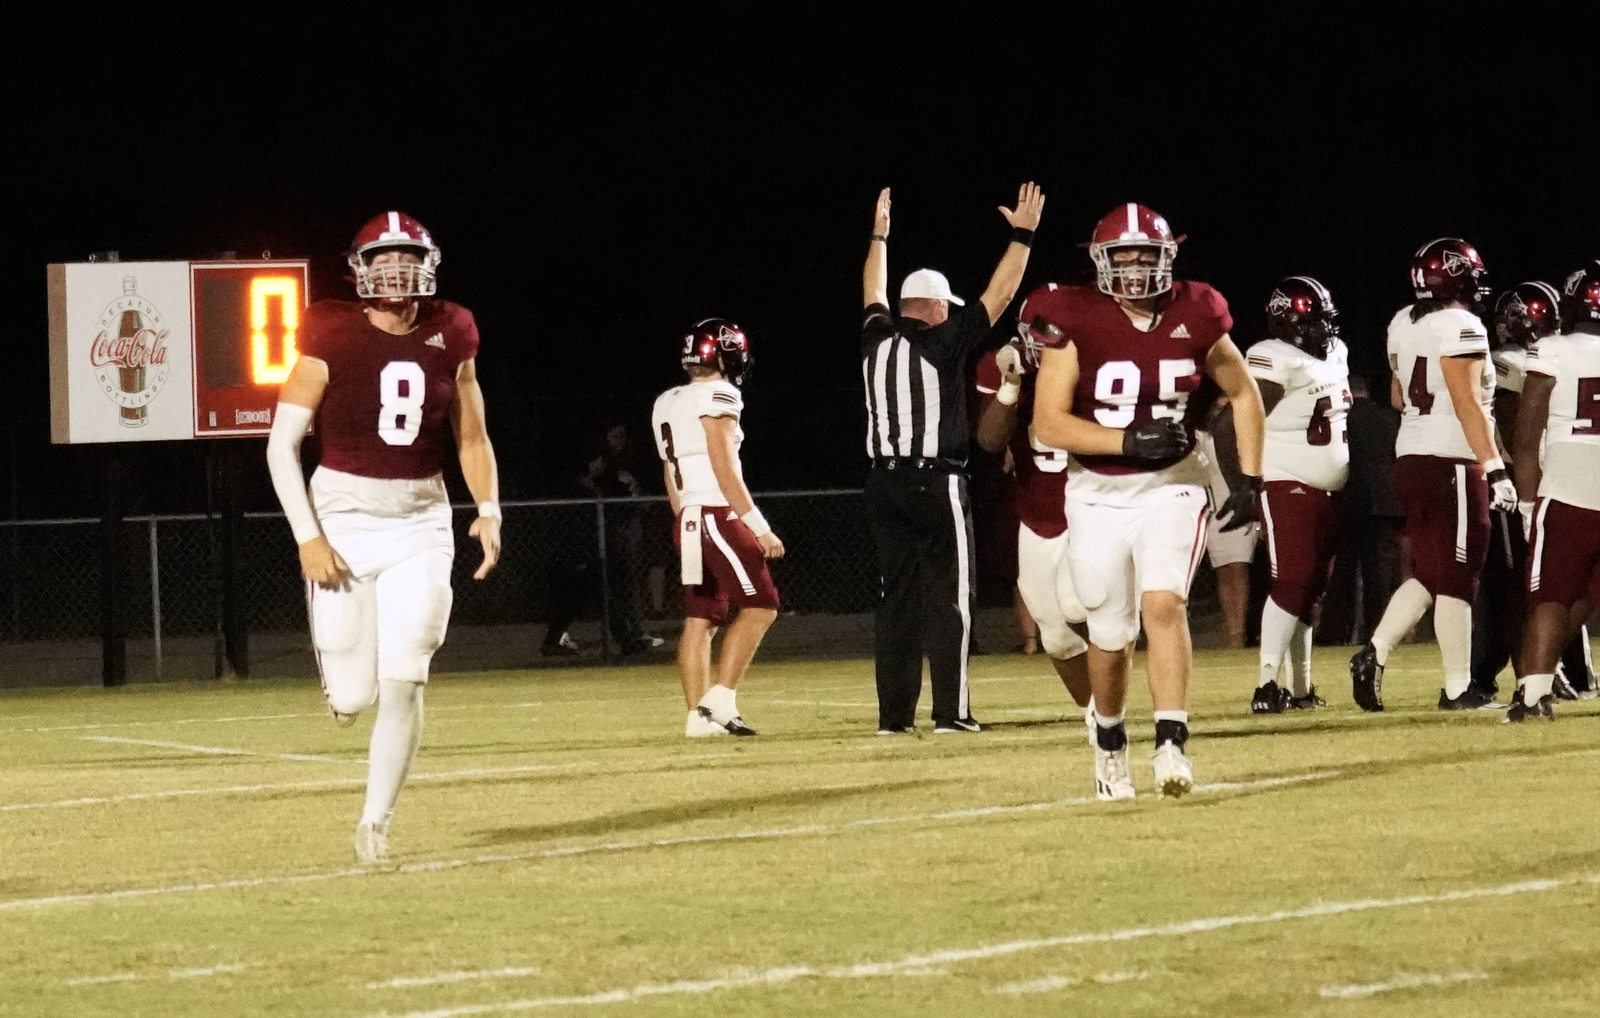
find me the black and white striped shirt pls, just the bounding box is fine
[861,302,992,463]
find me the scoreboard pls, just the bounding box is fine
[49,259,310,443]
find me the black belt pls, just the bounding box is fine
[873,456,966,473]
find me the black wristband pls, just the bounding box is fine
[870,234,888,243]
[1010,227,1035,246]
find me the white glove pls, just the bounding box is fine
[1486,466,1518,513]
[994,342,1024,405]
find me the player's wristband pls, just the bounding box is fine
[1483,456,1506,476]
[1010,227,1035,246]
[870,234,888,243]
[740,506,771,538]
[477,501,502,522]
[996,381,1021,406]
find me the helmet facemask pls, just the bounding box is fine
[1091,241,1176,299]
[349,244,440,306]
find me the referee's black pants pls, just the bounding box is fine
[865,464,975,729]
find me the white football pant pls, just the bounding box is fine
[310,503,455,715]
[1016,523,1087,660]
[1065,484,1211,651]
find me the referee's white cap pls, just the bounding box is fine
[899,268,965,306]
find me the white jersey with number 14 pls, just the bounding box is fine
[1388,305,1495,460]
[1245,337,1352,491]
[651,379,745,509]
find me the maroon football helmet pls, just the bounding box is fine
[681,319,753,386]
[1088,203,1185,299]
[347,211,441,305]
[1560,259,1600,330]
[1410,237,1489,307]
[1265,276,1339,358]
[1492,281,1562,348]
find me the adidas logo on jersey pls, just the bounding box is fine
[424,333,446,349]
[1171,324,1191,338]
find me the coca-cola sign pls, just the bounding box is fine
[88,276,173,426]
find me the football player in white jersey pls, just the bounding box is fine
[1242,277,1351,712]
[1507,261,1600,721]
[1350,239,1517,712]
[651,320,784,737]
[1196,426,1258,649]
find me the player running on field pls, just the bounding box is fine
[1349,238,1517,712]
[1028,203,1266,800]
[652,320,783,737]
[267,212,502,864]
[1506,260,1600,721]
[1242,277,1352,713]
[975,329,1093,736]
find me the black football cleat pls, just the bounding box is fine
[1350,644,1385,712]
[699,706,758,737]
[1288,687,1327,709]
[1502,693,1555,723]
[933,717,983,733]
[1438,687,1504,711]
[1552,671,1580,701]
[1251,680,1288,714]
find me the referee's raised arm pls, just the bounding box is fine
[864,187,892,309]
[978,181,1045,324]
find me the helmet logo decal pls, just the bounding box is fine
[1267,290,1293,316]
[1442,249,1473,276]
[1566,269,1585,296]
[1503,294,1529,317]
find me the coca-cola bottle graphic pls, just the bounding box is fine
[116,277,147,427]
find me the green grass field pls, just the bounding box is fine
[2,644,1597,1017]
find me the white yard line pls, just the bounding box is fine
[66,962,251,986]
[767,700,872,708]
[82,735,346,764]
[1,763,594,812]
[12,702,541,735]
[347,878,1593,1017]
[990,970,1149,995]
[1319,971,1488,999]
[370,968,541,990]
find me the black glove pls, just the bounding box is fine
[1218,474,1264,532]
[1121,418,1190,461]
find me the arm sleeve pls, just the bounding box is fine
[1523,344,1556,378]
[975,350,1001,394]
[1493,351,1526,393]
[1244,344,1291,386]
[266,403,321,544]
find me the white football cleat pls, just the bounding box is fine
[685,710,729,737]
[1083,708,1096,750]
[353,820,389,864]
[1094,746,1136,801]
[1151,742,1194,798]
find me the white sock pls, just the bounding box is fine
[361,680,424,826]
[1288,621,1313,697]
[1152,710,1188,724]
[1258,597,1298,689]
[1434,595,1472,698]
[1094,709,1125,729]
[698,683,737,724]
[1083,695,1095,724]
[1371,579,1433,666]
[1522,673,1555,702]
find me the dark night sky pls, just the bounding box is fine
[5,12,1595,517]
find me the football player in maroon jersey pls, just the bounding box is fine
[266,211,501,864]
[1027,204,1266,800]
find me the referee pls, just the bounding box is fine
[861,183,1044,733]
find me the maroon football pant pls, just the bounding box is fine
[1261,481,1344,624]
[1526,498,1600,608]
[1393,455,1489,603]
[674,507,780,625]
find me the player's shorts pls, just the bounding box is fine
[1205,512,1259,568]
[1260,481,1344,623]
[1065,483,1211,651]
[309,501,455,708]
[1016,522,1087,660]
[674,505,779,625]
[1526,497,1600,609]
[1393,455,1489,602]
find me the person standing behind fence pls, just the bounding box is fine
[862,184,1044,734]
[652,319,783,737]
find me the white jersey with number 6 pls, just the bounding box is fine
[1525,330,1600,511]
[1245,337,1352,491]
[1388,305,1495,460]
[651,379,745,509]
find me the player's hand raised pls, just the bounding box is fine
[469,514,502,580]
[758,531,785,560]
[299,536,353,590]
[999,182,1045,232]
[1121,418,1190,461]
[872,188,891,238]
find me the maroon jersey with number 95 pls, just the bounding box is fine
[298,299,480,479]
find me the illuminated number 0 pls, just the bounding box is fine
[250,276,300,384]
[378,361,426,446]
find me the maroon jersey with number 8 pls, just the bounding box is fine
[298,300,480,479]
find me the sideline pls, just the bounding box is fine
[82,735,347,764]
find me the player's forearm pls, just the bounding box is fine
[1229,394,1265,476]
[1511,380,1552,501]
[1454,403,1500,466]
[266,403,321,544]
[662,464,680,515]
[864,238,888,308]
[978,242,1031,324]
[710,454,756,515]
[1034,411,1123,456]
[458,436,500,508]
[976,397,1018,454]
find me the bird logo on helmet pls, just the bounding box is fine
[1410,238,1489,312]
[347,211,442,306]
[1560,260,1600,330]
[1493,282,1562,349]
[681,319,754,387]
[1087,203,1185,300]
[1265,276,1339,359]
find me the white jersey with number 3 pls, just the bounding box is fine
[1525,331,1600,511]
[1388,305,1495,460]
[1245,337,1352,491]
[651,379,745,509]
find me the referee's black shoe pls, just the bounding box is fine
[1438,687,1503,711]
[1251,680,1288,714]
[933,717,983,733]
[1350,644,1385,712]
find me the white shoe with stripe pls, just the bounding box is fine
[1094,746,1136,801]
[1151,742,1194,798]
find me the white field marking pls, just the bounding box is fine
[82,735,346,764]
[65,962,252,986]
[65,972,139,986]
[0,763,595,812]
[767,700,872,708]
[12,702,542,735]
[991,970,1150,994]
[346,878,1596,1018]
[1319,971,1488,999]
[370,968,541,990]
[0,769,1349,912]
